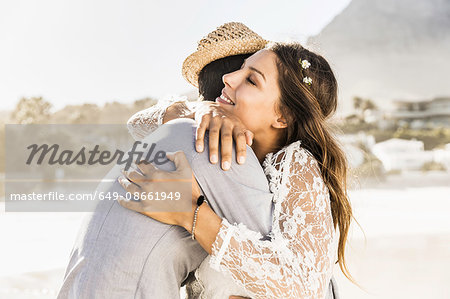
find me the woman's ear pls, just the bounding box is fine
[272,116,288,129]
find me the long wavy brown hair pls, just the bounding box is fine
[268,42,354,281]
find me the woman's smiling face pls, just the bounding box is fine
[215,49,284,136]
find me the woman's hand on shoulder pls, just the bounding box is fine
[163,101,195,123]
[194,101,254,170]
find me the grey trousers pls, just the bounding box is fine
[57,118,339,298]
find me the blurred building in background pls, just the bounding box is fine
[372,138,433,171]
[390,97,450,129]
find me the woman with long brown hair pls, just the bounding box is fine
[119,41,352,298]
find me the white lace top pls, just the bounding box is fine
[127,99,337,299]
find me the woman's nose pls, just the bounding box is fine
[222,73,231,88]
[222,70,239,89]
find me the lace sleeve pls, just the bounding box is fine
[209,144,337,299]
[127,96,191,141]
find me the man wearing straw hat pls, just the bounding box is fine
[58,22,339,299]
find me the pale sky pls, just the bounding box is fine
[0,0,351,111]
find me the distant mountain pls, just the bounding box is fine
[307,0,450,113]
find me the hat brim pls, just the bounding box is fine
[182,38,269,88]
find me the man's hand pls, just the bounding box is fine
[194,102,253,170]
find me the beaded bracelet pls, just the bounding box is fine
[191,195,208,240]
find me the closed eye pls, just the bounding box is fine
[246,77,256,86]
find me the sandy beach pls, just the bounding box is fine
[335,171,450,298]
[1,171,449,299]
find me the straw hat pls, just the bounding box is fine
[182,22,268,87]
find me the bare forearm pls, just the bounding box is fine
[182,204,222,255]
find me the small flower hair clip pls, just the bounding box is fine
[303,77,313,85]
[300,59,311,69]
[299,59,312,86]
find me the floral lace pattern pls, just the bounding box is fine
[209,141,337,299]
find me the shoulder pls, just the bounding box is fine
[287,143,324,192]
[264,140,319,173]
[263,140,322,193]
[290,143,320,172]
